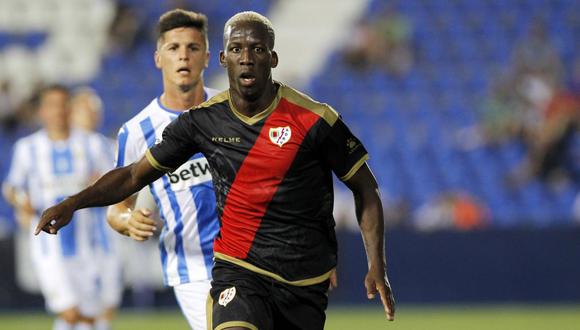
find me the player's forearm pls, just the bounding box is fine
[66,165,148,211]
[355,188,386,269]
[3,185,33,212]
[2,185,20,209]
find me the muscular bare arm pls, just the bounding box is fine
[35,156,164,235]
[344,163,395,321]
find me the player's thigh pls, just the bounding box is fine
[66,258,102,318]
[271,280,330,330]
[173,279,212,330]
[98,254,123,308]
[31,254,78,314]
[208,262,272,330]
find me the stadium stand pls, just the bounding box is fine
[308,0,579,227]
[0,0,578,231]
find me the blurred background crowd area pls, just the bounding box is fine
[0,0,579,235]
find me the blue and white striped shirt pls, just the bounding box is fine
[115,87,220,286]
[4,129,113,259]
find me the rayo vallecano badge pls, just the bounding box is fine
[218,286,236,307]
[269,126,292,147]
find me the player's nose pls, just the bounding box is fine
[239,48,254,65]
[178,47,189,60]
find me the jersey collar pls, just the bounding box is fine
[228,82,282,125]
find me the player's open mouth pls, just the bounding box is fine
[177,68,191,75]
[239,73,256,86]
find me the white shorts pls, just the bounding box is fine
[31,253,101,317]
[173,279,212,330]
[97,251,123,308]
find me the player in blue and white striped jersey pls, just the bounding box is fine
[3,85,107,330]
[106,10,220,330]
[71,87,122,330]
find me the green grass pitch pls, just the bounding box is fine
[1,305,579,330]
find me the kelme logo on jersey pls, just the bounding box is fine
[218,286,236,307]
[167,157,212,191]
[269,126,292,147]
[346,137,360,154]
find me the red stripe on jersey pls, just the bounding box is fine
[215,99,321,259]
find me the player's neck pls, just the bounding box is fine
[161,83,205,111]
[45,127,70,141]
[231,82,277,118]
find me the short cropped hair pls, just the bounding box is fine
[156,9,209,49]
[224,11,275,49]
[72,87,103,114]
[34,84,70,108]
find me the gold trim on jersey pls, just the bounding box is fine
[145,149,173,172]
[215,252,334,286]
[216,321,258,330]
[206,294,214,330]
[228,84,283,125]
[340,154,369,181]
[281,84,340,126]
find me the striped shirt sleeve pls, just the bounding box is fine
[147,111,200,172]
[4,139,30,191]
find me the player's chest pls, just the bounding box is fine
[201,113,316,176]
[33,143,97,193]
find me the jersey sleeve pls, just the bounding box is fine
[146,111,200,172]
[115,124,140,168]
[320,117,369,181]
[3,140,30,191]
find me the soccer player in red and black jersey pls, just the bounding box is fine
[35,11,395,330]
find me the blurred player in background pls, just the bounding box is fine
[71,87,105,132]
[35,11,395,330]
[106,9,220,329]
[3,85,107,330]
[71,87,122,330]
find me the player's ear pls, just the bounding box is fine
[204,51,210,69]
[154,50,162,69]
[271,51,278,68]
[219,51,227,67]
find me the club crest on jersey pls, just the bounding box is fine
[269,126,292,147]
[218,286,236,307]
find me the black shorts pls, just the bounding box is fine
[208,260,330,330]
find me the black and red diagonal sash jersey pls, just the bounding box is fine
[148,83,368,285]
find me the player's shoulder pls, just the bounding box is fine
[77,129,113,145]
[119,98,160,131]
[14,129,44,147]
[279,83,340,126]
[204,86,222,100]
[192,89,229,112]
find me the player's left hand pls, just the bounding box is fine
[328,268,338,291]
[34,199,76,235]
[365,264,395,321]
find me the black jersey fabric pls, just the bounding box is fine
[147,83,368,284]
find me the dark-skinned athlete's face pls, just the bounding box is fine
[220,21,278,101]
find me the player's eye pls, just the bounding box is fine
[231,47,241,53]
[254,47,264,53]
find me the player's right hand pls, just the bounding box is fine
[365,264,396,321]
[127,209,157,241]
[34,200,75,235]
